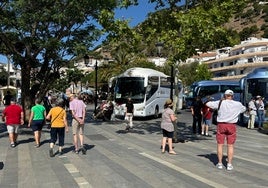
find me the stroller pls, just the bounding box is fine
[93,100,114,121]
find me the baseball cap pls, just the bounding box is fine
[224,89,234,95]
[256,95,261,99]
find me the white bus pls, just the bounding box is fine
[111,67,172,118]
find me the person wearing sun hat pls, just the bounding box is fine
[255,95,265,130]
[160,98,177,155]
[206,89,246,171]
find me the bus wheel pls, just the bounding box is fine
[154,107,159,119]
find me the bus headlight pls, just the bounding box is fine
[135,107,144,111]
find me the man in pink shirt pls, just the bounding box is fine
[69,94,86,154]
[2,98,24,147]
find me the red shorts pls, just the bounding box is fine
[216,123,236,145]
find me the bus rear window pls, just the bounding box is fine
[197,86,219,98]
[221,85,241,93]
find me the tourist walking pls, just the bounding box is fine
[191,96,203,134]
[28,99,46,147]
[247,97,257,129]
[161,99,177,155]
[69,94,86,154]
[256,96,265,130]
[201,96,213,136]
[3,90,13,106]
[46,99,68,157]
[2,98,24,147]
[125,98,134,131]
[206,89,246,171]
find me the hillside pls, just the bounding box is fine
[224,1,268,39]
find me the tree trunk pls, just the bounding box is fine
[20,61,33,123]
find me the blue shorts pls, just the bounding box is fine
[31,120,44,131]
[203,119,211,126]
[162,129,174,138]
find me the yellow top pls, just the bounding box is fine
[47,106,67,128]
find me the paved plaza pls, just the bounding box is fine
[0,104,268,188]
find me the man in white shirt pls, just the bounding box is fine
[247,97,257,129]
[206,89,246,171]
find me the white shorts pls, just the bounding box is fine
[7,125,20,134]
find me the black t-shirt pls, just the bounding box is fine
[192,100,203,116]
[126,102,134,113]
[4,94,13,105]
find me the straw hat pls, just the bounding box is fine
[165,99,173,106]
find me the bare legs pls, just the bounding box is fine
[34,131,41,146]
[217,143,234,164]
[161,137,176,154]
[73,134,84,151]
[9,133,18,144]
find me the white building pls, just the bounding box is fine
[186,37,268,81]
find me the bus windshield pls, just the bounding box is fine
[114,77,145,104]
[245,78,268,102]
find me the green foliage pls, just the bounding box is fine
[0,69,8,86]
[137,0,248,63]
[0,0,137,109]
[262,28,268,38]
[177,62,211,87]
[239,25,259,41]
[194,63,212,81]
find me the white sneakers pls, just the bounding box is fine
[227,163,234,171]
[216,163,234,171]
[216,163,223,169]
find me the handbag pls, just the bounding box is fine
[47,109,64,129]
[212,99,223,125]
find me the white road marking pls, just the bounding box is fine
[140,152,228,188]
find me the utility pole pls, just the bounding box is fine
[7,55,11,88]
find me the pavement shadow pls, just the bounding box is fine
[116,129,145,134]
[0,162,4,170]
[0,123,7,134]
[62,144,95,154]
[17,138,35,146]
[257,128,268,135]
[197,153,228,166]
[40,139,51,147]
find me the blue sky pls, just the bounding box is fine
[115,2,157,27]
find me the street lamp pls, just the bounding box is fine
[94,59,98,112]
[84,55,98,111]
[155,42,174,100]
[155,43,177,143]
[155,42,164,57]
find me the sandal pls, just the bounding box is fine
[161,151,165,154]
[169,150,177,155]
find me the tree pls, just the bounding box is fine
[0,69,8,86]
[0,0,138,119]
[138,0,248,62]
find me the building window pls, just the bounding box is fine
[263,57,268,61]
[248,58,253,63]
